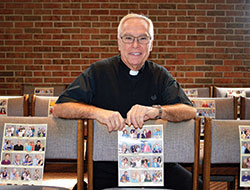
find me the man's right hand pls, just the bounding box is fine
[96,109,125,133]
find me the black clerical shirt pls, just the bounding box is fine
[56,55,191,118]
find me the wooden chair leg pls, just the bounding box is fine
[87,120,94,190]
[77,119,85,190]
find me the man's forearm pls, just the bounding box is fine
[161,104,197,122]
[53,102,101,119]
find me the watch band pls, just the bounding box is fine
[152,105,162,119]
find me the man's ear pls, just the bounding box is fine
[149,41,153,52]
[118,38,121,51]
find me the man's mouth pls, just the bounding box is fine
[130,52,141,56]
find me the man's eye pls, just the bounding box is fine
[139,37,147,41]
[125,36,133,41]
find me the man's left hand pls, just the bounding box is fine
[126,104,158,129]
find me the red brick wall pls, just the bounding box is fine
[0,0,250,95]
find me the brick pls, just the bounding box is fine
[169,10,186,16]
[205,60,223,65]
[224,72,243,77]
[214,66,233,71]
[24,16,41,21]
[197,42,214,46]
[187,48,205,53]
[207,11,225,16]
[195,78,213,84]
[186,60,204,65]
[25,78,43,83]
[215,54,233,59]
[177,66,194,71]
[195,66,213,71]
[187,35,205,40]
[205,72,223,77]
[214,78,233,84]
[34,72,51,77]
[188,11,206,16]
[186,72,204,77]
[177,41,195,46]
[177,4,195,9]
[167,60,184,65]
[15,59,33,65]
[0,72,14,76]
[53,10,71,15]
[53,35,70,40]
[15,72,32,76]
[216,29,233,34]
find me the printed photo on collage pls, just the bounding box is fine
[34,88,54,96]
[227,90,246,98]
[183,89,198,98]
[0,98,8,117]
[48,98,57,117]
[118,124,164,187]
[0,123,47,185]
[239,125,250,187]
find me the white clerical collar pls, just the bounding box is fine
[129,70,139,76]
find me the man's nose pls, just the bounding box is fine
[132,39,140,48]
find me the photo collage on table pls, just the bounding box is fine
[239,125,250,187]
[48,98,58,117]
[34,88,54,96]
[0,98,8,117]
[191,99,216,135]
[118,124,164,187]
[183,89,198,98]
[0,123,47,185]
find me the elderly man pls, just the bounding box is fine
[53,13,200,190]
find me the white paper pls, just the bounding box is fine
[118,124,164,187]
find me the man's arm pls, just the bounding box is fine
[126,103,197,129]
[53,103,125,132]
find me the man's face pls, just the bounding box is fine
[118,18,153,71]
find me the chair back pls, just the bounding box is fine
[213,86,250,97]
[203,118,250,189]
[191,97,237,120]
[84,118,201,190]
[0,117,78,159]
[0,95,29,116]
[240,97,250,120]
[31,95,58,116]
[184,87,213,98]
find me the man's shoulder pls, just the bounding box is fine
[92,55,120,69]
[146,60,171,78]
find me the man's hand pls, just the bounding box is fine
[126,104,158,129]
[97,109,125,133]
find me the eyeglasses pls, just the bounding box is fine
[120,35,151,44]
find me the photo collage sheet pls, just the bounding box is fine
[0,98,8,117]
[118,124,164,187]
[34,87,54,96]
[191,98,216,135]
[0,123,47,185]
[239,125,250,187]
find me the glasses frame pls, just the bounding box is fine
[120,35,151,44]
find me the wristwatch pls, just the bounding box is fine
[152,105,162,119]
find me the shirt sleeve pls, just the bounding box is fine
[161,73,192,106]
[56,66,95,104]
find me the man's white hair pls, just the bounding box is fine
[117,13,154,41]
